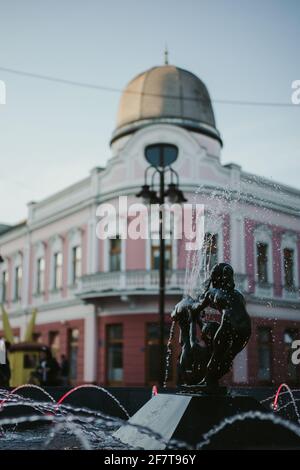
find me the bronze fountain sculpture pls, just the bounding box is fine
[171,263,252,393]
[116,264,300,449]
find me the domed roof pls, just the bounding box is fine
[111,65,222,145]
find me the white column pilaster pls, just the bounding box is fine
[88,211,99,274]
[22,232,31,309]
[230,213,245,275]
[84,309,98,382]
[233,346,248,384]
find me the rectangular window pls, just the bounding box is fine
[257,327,272,382]
[54,252,63,290]
[204,233,218,272]
[37,257,45,294]
[284,329,299,383]
[49,331,60,359]
[256,242,269,285]
[109,237,121,272]
[106,324,123,384]
[72,246,82,283]
[2,270,8,303]
[145,323,173,384]
[283,248,295,289]
[68,328,79,381]
[15,265,22,301]
[151,239,172,270]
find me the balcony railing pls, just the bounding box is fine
[77,269,185,298]
[77,269,248,299]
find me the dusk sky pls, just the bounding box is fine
[0,0,299,224]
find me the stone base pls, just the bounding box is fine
[114,393,300,449]
[178,384,228,395]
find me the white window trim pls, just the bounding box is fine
[172,237,178,271]
[0,257,9,304]
[281,232,299,299]
[203,214,224,270]
[33,241,46,296]
[101,210,125,273]
[146,210,177,271]
[253,225,273,298]
[87,216,97,274]
[145,233,151,271]
[49,235,64,293]
[103,237,109,272]
[230,213,246,275]
[146,212,224,274]
[12,251,23,304]
[104,235,125,272]
[67,228,83,287]
[121,238,126,272]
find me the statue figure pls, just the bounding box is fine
[171,263,252,392]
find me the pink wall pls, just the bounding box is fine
[175,213,231,270]
[3,214,300,305]
[177,236,188,270]
[244,218,300,297]
[126,237,146,270]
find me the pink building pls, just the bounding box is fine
[0,64,300,387]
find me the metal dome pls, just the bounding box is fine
[111,65,222,145]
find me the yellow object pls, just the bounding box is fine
[0,306,44,386]
[9,349,23,386]
[9,343,46,387]
[24,308,37,342]
[1,304,14,344]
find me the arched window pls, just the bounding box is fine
[36,257,45,294]
[12,252,23,302]
[15,265,22,301]
[256,242,269,284]
[50,235,64,292]
[283,248,294,288]
[281,232,299,297]
[34,241,46,296]
[54,252,63,290]
[253,226,273,296]
[0,258,9,304]
[109,236,121,272]
[203,232,218,272]
[72,246,82,282]
[148,209,173,270]
[68,228,83,285]
[151,239,172,270]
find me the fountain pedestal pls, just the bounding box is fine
[114,392,300,449]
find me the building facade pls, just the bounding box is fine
[0,64,300,387]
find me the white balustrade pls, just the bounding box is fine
[77,269,247,297]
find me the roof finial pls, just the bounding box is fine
[164,45,169,65]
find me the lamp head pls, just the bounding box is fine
[136,185,159,205]
[165,184,187,204]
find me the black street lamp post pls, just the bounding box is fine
[136,144,186,387]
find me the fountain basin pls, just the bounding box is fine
[114,392,300,449]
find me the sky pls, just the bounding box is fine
[0,0,299,224]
